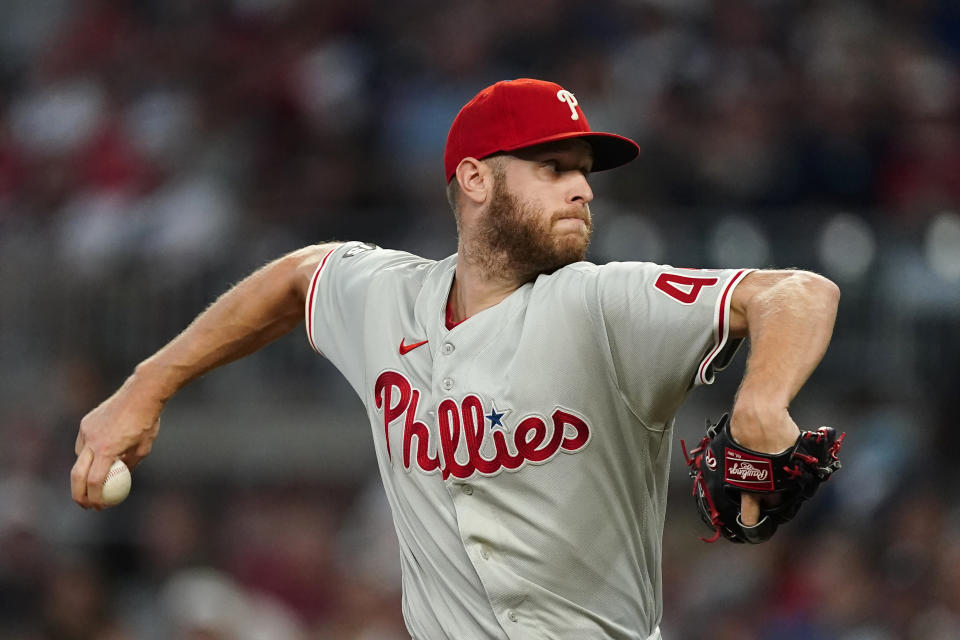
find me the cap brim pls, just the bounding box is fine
[500,131,640,173]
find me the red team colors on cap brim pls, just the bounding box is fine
[444,78,640,182]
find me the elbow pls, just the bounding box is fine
[810,271,840,303]
[730,269,839,337]
[795,270,840,310]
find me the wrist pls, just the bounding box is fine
[130,359,180,405]
[732,385,788,420]
[730,400,798,453]
[731,399,787,427]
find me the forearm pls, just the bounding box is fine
[71,244,336,508]
[731,271,840,447]
[132,249,315,402]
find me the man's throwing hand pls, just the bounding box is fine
[71,373,164,509]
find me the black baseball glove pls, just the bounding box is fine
[681,414,844,543]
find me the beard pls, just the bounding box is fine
[466,176,593,283]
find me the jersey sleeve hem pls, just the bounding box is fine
[694,268,754,386]
[304,247,337,355]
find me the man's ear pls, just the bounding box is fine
[456,157,493,206]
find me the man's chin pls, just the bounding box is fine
[546,243,590,271]
[555,230,591,262]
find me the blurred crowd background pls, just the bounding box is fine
[1,0,959,638]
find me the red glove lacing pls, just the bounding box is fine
[681,437,723,543]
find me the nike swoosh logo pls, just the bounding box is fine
[399,338,429,355]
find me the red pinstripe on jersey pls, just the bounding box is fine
[305,248,335,355]
[696,269,751,385]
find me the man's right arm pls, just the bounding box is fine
[70,243,341,509]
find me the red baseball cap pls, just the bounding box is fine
[444,78,640,182]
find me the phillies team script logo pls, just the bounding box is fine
[374,371,591,479]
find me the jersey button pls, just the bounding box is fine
[462,485,473,496]
[441,378,454,391]
[480,547,490,560]
[507,611,518,623]
[441,342,455,355]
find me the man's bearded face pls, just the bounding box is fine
[473,171,593,281]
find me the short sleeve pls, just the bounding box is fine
[590,262,753,424]
[304,241,412,392]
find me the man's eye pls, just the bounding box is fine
[544,160,560,172]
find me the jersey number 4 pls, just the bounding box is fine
[654,273,718,304]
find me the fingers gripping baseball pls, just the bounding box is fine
[71,380,162,509]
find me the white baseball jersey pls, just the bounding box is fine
[305,241,751,639]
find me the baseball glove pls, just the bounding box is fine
[681,414,844,544]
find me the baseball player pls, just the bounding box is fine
[72,79,840,639]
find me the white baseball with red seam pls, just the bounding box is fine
[102,459,131,506]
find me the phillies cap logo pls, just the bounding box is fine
[556,89,579,120]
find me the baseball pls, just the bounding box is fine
[102,459,131,506]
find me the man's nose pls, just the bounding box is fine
[567,173,593,205]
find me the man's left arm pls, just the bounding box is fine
[726,270,841,525]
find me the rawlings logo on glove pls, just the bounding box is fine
[681,414,845,544]
[727,461,770,484]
